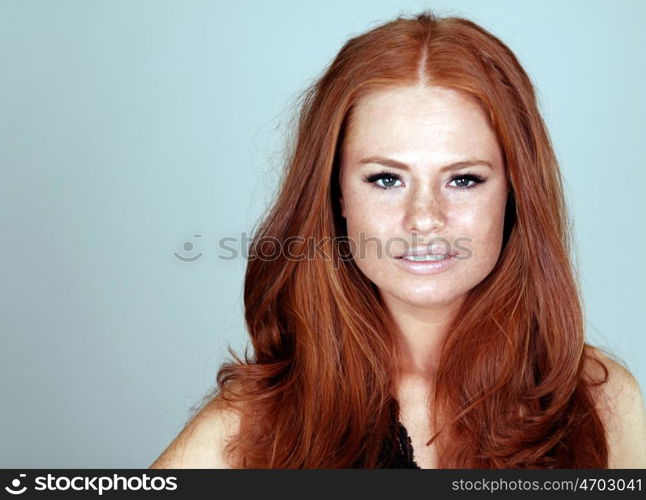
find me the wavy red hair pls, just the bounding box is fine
[207,11,610,468]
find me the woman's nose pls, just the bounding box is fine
[404,188,446,234]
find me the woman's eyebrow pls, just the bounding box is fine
[358,155,493,172]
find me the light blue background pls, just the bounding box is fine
[1,0,644,467]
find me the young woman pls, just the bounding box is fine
[150,11,646,469]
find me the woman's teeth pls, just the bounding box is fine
[403,254,450,262]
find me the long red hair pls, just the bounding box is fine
[207,10,610,468]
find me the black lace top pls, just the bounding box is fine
[388,419,421,469]
[377,402,421,469]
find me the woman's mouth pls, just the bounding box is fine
[395,252,457,275]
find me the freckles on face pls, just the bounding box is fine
[338,85,509,309]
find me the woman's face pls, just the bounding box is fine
[338,85,508,311]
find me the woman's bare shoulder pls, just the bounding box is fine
[149,389,243,469]
[584,345,646,468]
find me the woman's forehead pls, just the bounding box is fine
[342,85,502,168]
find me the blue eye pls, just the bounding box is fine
[363,172,402,190]
[448,174,486,189]
[362,171,486,190]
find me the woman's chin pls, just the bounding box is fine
[383,288,463,311]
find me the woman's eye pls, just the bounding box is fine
[363,172,402,190]
[448,174,485,189]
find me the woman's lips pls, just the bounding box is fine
[395,253,457,275]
